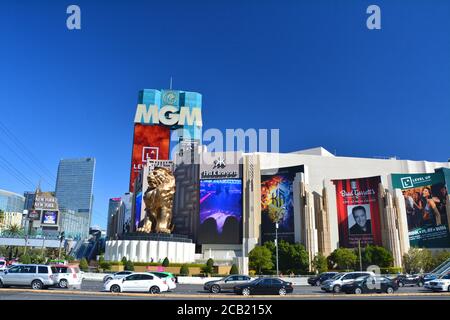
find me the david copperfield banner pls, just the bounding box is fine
[332,176,382,248]
[392,172,449,248]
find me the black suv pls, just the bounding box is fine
[307,272,338,286]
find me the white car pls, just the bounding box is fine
[53,265,83,289]
[103,272,169,294]
[428,274,450,292]
[0,260,7,272]
[103,271,133,283]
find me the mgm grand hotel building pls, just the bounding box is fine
[107,145,450,270]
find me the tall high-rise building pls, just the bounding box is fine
[23,191,36,210]
[107,198,121,238]
[55,158,96,233]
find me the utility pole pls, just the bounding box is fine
[358,240,363,271]
[58,231,65,260]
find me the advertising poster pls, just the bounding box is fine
[260,165,303,244]
[41,210,58,225]
[198,179,243,244]
[134,191,142,230]
[392,172,449,248]
[129,124,170,192]
[332,176,382,248]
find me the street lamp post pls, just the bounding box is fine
[275,222,279,276]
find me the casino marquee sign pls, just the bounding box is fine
[200,152,242,180]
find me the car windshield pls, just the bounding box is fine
[331,273,343,280]
[440,274,450,280]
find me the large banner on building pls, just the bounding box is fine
[198,179,243,244]
[261,165,303,244]
[129,124,170,192]
[332,176,382,248]
[392,172,449,248]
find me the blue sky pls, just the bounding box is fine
[0,0,449,229]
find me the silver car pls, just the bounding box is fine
[321,271,375,293]
[204,275,253,293]
[0,264,58,290]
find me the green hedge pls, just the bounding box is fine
[380,267,402,274]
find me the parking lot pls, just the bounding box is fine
[1,280,450,300]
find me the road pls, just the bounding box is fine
[0,281,450,300]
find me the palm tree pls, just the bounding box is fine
[5,223,23,236]
[0,209,5,228]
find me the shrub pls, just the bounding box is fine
[180,264,190,276]
[229,264,239,275]
[380,267,402,274]
[312,253,328,274]
[201,258,215,276]
[79,258,89,272]
[124,260,134,271]
[121,256,128,266]
[20,253,31,264]
[328,248,357,270]
[249,246,273,274]
[361,245,394,268]
[162,257,170,267]
[100,261,112,271]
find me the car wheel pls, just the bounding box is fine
[418,282,424,287]
[333,285,341,293]
[354,287,362,294]
[447,286,450,292]
[315,280,321,286]
[31,280,43,290]
[110,285,121,293]
[59,279,68,289]
[211,284,221,294]
[386,287,394,294]
[242,288,251,296]
[150,286,160,294]
[279,288,287,296]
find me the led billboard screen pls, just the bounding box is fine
[332,176,382,248]
[261,165,303,244]
[134,191,142,231]
[198,179,242,244]
[41,210,58,225]
[129,124,170,192]
[392,172,449,248]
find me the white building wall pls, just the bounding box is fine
[105,240,195,263]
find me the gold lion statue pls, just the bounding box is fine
[137,167,176,234]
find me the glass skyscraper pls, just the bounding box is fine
[55,158,96,233]
[0,189,25,213]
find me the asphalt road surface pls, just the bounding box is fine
[0,281,450,300]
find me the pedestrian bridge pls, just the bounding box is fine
[0,237,60,248]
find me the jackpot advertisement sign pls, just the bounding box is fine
[392,172,449,248]
[260,165,303,244]
[41,210,58,225]
[129,123,170,192]
[198,179,243,244]
[332,176,382,248]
